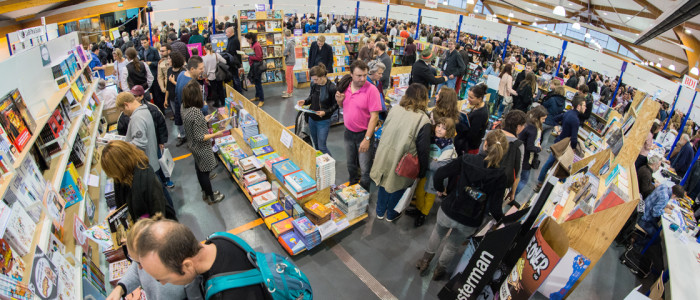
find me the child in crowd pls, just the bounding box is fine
[412,117,458,227]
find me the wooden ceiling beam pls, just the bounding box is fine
[632,0,663,17]
[483,1,561,23]
[673,26,700,78]
[0,0,68,15]
[566,0,658,19]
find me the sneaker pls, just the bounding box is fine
[281,92,292,98]
[387,212,403,222]
[166,181,175,189]
[250,97,259,101]
[176,137,187,147]
[257,101,264,107]
[376,213,385,220]
[534,182,543,193]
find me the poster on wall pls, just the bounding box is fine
[425,0,439,9]
[210,34,228,53]
[109,27,120,41]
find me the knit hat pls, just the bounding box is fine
[420,44,434,61]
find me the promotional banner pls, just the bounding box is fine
[18,26,45,42]
[537,248,591,300]
[210,34,228,53]
[497,218,569,300]
[425,0,439,9]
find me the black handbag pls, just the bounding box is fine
[530,153,540,170]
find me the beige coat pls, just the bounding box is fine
[370,105,430,193]
[498,73,516,97]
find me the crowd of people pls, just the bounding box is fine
[83,11,700,299]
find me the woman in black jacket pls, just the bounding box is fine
[416,130,510,280]
[297,63,338,155]
[513,72,537,112]
[515,106,547,196]
[455,84,489,154]
[101,141,177,221]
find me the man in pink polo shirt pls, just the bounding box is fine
[336,60,383,191]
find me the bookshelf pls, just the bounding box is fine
[292,33,351,89]
[238,9,286,85]
[0,31,111,299]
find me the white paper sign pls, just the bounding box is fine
[281,130,293,149]
[87,174,100,187]
[425,0,438,8]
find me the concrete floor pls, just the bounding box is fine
[159,82,641,299]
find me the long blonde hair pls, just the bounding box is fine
[484,130,509,168]
[101,140,150,185]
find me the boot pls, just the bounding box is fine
[432,264,447,281]
[414,214,426,227]
[405,208,420,217]
[416,252,435,276]
[206,192,225,204]
[534,182,543,193]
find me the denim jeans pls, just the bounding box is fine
[309,118,331,155]
[541,123,555,148]
[537,153,557,183]
[254,75,264,101]
[344,129,374,191]
[498,96,511,118]
[515,168,531,196]
[376,186,406,220]
[232,71,243,93]
[426,208,479,267]
[436,77,457,93]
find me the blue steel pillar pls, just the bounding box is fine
[415,9,422,40]
[664,85,683,131]
[668,91,697,161]
[611,61,628,106]
[554,40,567,78]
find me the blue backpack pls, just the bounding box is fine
[204,232,313,300]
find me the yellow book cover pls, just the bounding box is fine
[255,11,267,20]
[264,211,289,229]
[70,82,83,101]
[66,162,85,196]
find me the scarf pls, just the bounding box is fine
[432,136,453,149]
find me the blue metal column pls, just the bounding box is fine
[316,0,320,33]
[5,34,11,56]
[269,0,273,9]
[664,85,683,131]
[587,69,592,82]
[383,5,389,33]
[415,9,422,39]
[501,25,512,61]
[355,1,359,29]
[611,61,628,106]
[148,3,154,45]
[456,15,463,41]
[554,40,567,78]
[668,91,697,161]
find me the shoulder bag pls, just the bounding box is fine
[395,113,428,179]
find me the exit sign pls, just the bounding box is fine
[683,75,698,91]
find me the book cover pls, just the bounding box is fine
[0,238,27,281]
[247,21,257,33]
[271,218,294,237]
[0,93,31,151]
[107,205,133,250]
[285,171,317,192]
[73,214,89,252]
[272,159,299,179]
[29,246,58,300]
[81,277,105,299]
[85,222,113,249]
[303,199,331,219]
[259,202,283,218]
[246,181,271,196]
[265,22,275,33]
[70,82,83,101]
[257,152,280,163]
[274,34,283,45]
[60,168,84,208]
[537,249,591,300]
[252,191,277,209]
[278,231,306,255]
[252,145,274,157]
[264,211,289,229]
[241,23,249,34]
[5,203,36,257]
[43,185,66,236]
[291,216,317,236]
[256,21,265,32]
[51,251,76,299]
[48,234,65,257]
[9,89,36,133]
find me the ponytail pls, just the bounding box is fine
[484,129,509,168]
[125,47,141,72]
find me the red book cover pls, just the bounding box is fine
[593,187,624,213]
[295,47,303,58]
[0,93,31,152]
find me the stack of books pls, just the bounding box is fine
[292,217,321,250]
[278,231,306,255]
[272,159,300,182]
[284,171,317,200]
[248,134,268,148]
[239,109,259,140]
[282,195,305,219]
[243,170,266,186]
[252,191,277,211]
[259,202,284,218]
[246,181,271,197]
[271,217,294,237]
[264,211,289,229]
[332,184,370,220]
[316,154,335,190]
[302,199,331,225]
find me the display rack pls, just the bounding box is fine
[293,33,351,89]
[238,9,286,85]
[523,96,661,297]
[222,84,367,255]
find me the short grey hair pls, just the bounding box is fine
[368,60,386,75]
[647,155,662,166]
[682,133,690,142]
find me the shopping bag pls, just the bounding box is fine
[394,180,418,213]
[159,148,175,177]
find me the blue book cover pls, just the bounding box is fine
[252,145,274,157]
[259,202,283,218]
[292,217,317,236]
[279,231,306,254]
[272,159,299,179]
[60,170,84,208]
[285,171,316,192]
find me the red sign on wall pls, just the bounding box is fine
[683,75,698,91]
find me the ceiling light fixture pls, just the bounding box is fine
[533,21,538,26]
[553,1,566,16]
[686,28,692,34]
[508,12,514,18]
[508,18,511,22]
[670,65,676,71]
[603,12,607,15]
[656,62,661,68]
[467,0,475,4]
[443,0,448,5]
[585,32,590,39]
[659,58,663,61]
[627,16,631,20]
[474,8,479,12]
[518,22,522,25]
[691,61,699,76]
[533,3,539,7]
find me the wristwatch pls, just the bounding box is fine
[364,136,371,141]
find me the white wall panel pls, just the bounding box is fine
[360,1,389,19]
[624,64,679,104]
[388,4,419,23]
[675,86,695,115]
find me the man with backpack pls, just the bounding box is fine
[497,110,526,204]
[136,218,311,299]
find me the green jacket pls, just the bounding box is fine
[370,105,431,193]
[188,34,205,47]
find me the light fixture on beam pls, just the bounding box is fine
[443,0,448,5]
[686,28,692,34]
[691,61,699,76]
[670,65,676,71]
[467,0,475,4]
[584,32,590,39]
[518,22,522,25]
[572,17,581,30]
[553,0,566,16]
[508,12,514,18]
[532,21,538,26]
[656,62,661,68]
